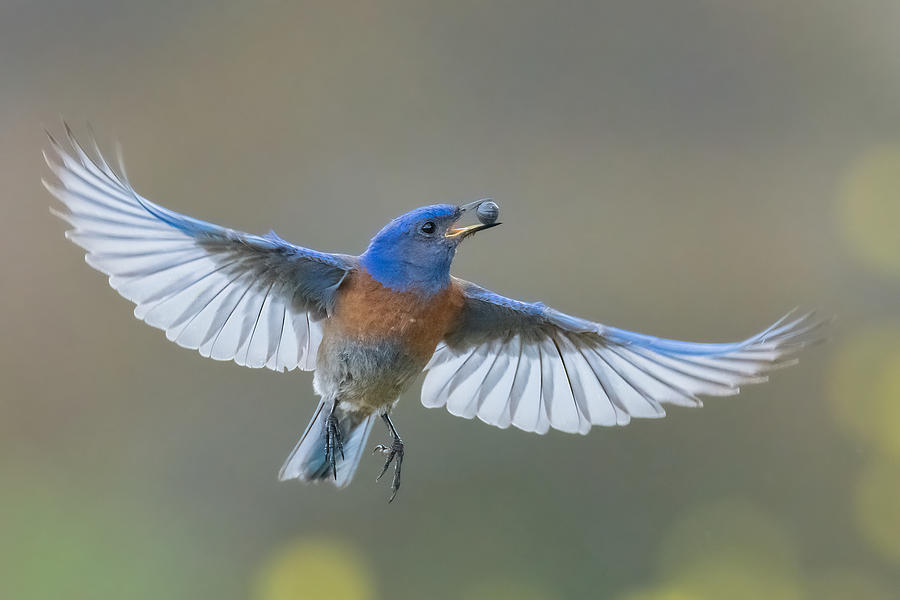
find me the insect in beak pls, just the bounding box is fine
[445,199,501,239]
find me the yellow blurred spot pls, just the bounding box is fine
[618,558,805,600]
[657,499,799,579]
[671,558,803,600]
[806,568,896,600]
[838,147,900,276]
[828,326,900,459]
[460,578,557,600]
[617,587,699,600]
[648,499,803,600]
[854,457,900,564]
[253,537,375,600]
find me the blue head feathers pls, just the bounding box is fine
[360,200,502,296]
[360,204,462,296]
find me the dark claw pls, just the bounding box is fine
[372,444,393,479]
[373,414,404,502]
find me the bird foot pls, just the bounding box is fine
[373,437,404,502]
[324,413,344,480]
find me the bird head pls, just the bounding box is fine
[360,199,500,296]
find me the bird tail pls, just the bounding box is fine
[278,400,376,487]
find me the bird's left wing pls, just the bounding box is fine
[45,126,355,371]
[421,279,822,434]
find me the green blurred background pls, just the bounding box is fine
[3,1,899,598]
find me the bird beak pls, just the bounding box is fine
[445,222,499,239]
[445,199,501,239]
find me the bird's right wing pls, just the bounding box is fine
[45,126,355,371]
[422,279,823,434]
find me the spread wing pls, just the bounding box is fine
[422,280,823,434]
[45,125,354,371]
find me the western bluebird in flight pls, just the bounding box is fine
[45,126,822,501]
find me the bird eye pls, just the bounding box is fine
[420,221,436,234]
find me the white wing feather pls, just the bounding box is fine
[423,284,823,435]
[46,126,350,372]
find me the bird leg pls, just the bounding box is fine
[372,413,404,502]
[324,407,344,480]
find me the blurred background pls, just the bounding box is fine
[2,1,899,598]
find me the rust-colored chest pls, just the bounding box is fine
[327,269,465,361]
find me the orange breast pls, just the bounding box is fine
[328,270,465,361]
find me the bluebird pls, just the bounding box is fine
[45,126,823,501]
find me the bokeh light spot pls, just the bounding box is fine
[656,499,799,579]
[854,457,900,564]
[649,499,803,600]
[806,568,896,600]
[616,558,804,600]
[460,578,557,600]
[838,147,900,276]
[253,537,375,600]
[671,558,803,600]
[828,326,900,459]
[617,587,698,600]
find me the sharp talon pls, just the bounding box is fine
[376,451,395,482]
[375,413,405,502]
[374,440,403,497]
[376,460,390,483]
